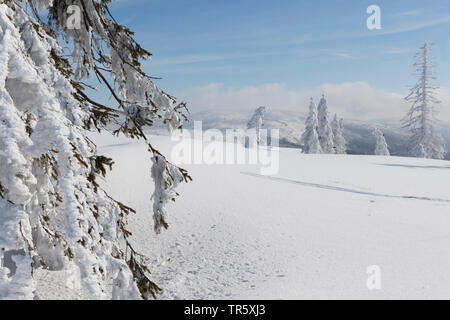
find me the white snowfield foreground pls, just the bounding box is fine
[38,133,450,299]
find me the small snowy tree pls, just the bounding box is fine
[402,42,445,159]
[317,95,334,153]
[373,128,390,156]
[0,0,191,300]
[245,106,266,148]
[331,114,346,154]
[412,143,426,158]
[300,98,321,154]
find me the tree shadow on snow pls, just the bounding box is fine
[377,163,450,170]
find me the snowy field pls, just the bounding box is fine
[37,133,450,299]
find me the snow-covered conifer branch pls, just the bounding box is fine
[0,0,191,299]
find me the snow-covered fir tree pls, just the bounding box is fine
[317,95,334,153]
[245,106,266,148]
[331,114,346,154]
[0,0,191,299]
[412,143,426,158]
[300,98,321,154]
[402,42,445,159]
[373,128,390,156]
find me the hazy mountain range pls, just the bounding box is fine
[172,110,450,160]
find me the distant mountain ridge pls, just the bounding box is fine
[150,109,450,160]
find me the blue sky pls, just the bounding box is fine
[106,0,450,119]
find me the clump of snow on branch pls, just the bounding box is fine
[151,154,188,234]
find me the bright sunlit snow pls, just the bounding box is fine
[35,132,450,299]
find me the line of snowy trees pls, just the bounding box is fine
[301,95,346,154]
[300,43,446,160]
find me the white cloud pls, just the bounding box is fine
[375,15,450,36]
[393,10,420,17]
[382,47,415,55]
[181,82,450,122]
[149,54,230,67]
[328,52,355,59]
[147,51,277,68]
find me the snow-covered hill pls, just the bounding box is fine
[68,133,450,300]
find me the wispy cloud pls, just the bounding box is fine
[374,15,450,36]
[148,64,232,75]
[382,48,415,55]
[393,10,420,17]
[149,54,229,66]
[241,15,450,49]
[146,50,278,68]
[329,52,355,59]
[110,0,147,7]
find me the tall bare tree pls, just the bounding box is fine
[403,43,445,159]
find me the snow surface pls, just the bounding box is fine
[38,132,450,299]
